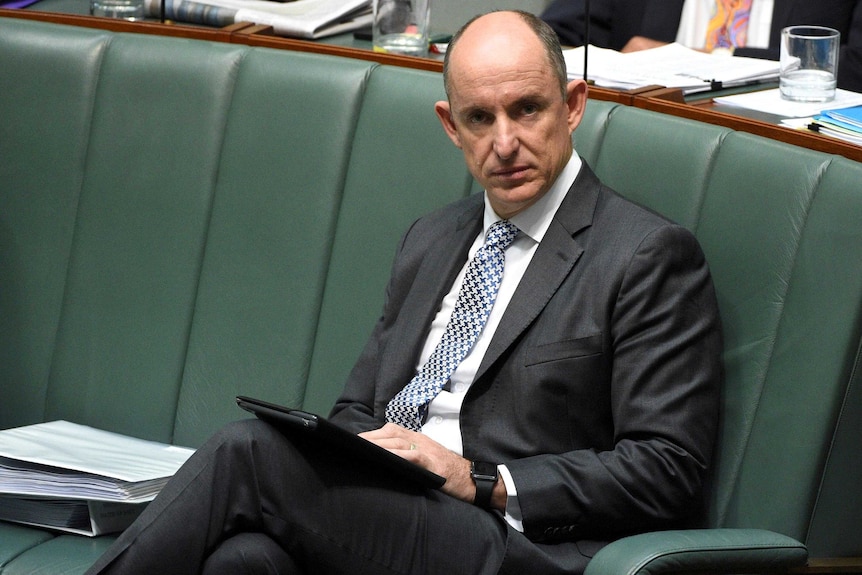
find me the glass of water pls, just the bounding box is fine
[779,25,840,103]
[372,0,431,57]
[90,0,145,19]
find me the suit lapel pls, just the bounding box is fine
[474,164,602,381]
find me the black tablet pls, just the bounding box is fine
[235,396,445,489]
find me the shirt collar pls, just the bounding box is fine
[482,153,583,244]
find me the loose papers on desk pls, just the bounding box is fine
[143,0,371,39]
[715,88,862,117]
[0,420,195,535]
[564,43,779,94]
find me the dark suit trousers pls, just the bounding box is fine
[85,419,533,575]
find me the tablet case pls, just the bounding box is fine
[235,395,445,489]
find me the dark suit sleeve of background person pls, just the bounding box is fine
[839,0,862,91]
[540,0,685,50]
[733,0,862,91]
[329,164,722,544]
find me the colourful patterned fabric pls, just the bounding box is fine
[705,0,753,51]
[385,220,519,431]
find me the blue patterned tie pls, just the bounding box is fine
[385,220,519,431]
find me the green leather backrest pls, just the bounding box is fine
[572,99,619,169]
[594,106,730,230]
[172,50,376,448]
[0,21,110,429]
[802,157,862,556]
[697,134,830,535]
[43,34,248,443]
[594,108,862,556]
[750,153,862,556]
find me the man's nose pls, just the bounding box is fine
[492,119,519,160]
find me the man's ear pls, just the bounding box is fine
[434,100,463,149]
[564,79,589,134]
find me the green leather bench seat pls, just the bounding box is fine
[1,15,861,575]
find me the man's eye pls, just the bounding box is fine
[468,113,488,124]
[522,104,539,115]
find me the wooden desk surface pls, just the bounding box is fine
[637,92,862,163]
[3,7,861,162]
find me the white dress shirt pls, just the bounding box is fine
[419,153,583,530]
[676,0,774,50]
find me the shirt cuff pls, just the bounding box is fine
[711,47,735,56]
[498,464,524,532]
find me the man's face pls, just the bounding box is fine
[435,14,587,219]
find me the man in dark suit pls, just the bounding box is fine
[86,10,722,575]
[540,0,687,53]
[541,0,862,92]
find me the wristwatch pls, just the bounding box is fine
[470,461,498,509]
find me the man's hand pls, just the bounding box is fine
[360,423,476,501]
[620,36,669,52]
[359,424,505,513]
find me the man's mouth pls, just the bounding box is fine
[493,166,530,179]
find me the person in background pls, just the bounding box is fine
[541,0,862,92]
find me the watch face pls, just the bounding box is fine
[472,461,497,481]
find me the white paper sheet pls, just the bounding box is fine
[564,43,779,94]
[714,88,862,118]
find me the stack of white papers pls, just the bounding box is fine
[565,43,779,94]
[715,88,862,117]
[143,0,372,39]
[0,421,195,535]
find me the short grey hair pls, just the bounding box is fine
[442,10,568,100]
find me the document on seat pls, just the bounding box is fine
[0,420,195,501]
[143,0,371,39]
[0,497,148,537]
[0,421,195,535]
[564,43,779,94]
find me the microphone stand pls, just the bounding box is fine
[583,0,590,82]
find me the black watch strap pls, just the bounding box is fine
[470,461,498,509]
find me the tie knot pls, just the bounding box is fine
[486,220,518,250]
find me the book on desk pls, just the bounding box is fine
[808,105,862,145]
[143,0,371,39]
[0,420,194,536]
[564,43,779,95]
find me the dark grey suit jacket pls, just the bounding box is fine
[542,0,862,92]
[330,163,722,564]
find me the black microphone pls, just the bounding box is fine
[583,0,590,81]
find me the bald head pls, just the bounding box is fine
[432,10,588,218]
[442,11,568,100]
